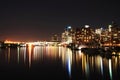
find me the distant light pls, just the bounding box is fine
[109,25,112,28]
[112,52,116,55]
[78,46,82,49]
[108,25,112,32]
[85,25,89,28]
[101,27,103,30]
[67,26,71,29]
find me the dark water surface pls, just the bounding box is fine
[0,46,120,80]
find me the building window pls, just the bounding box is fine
[89,36,91,39]
[113,34,117,36]
[82,29,84,31]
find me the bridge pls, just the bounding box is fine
[25,41,60,46]
[3,40,60,47]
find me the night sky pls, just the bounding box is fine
[0,0,120,41]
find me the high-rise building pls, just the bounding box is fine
[61,26,74,44]
[75,28,81,44]
[100,21,120,46]
[110,22,120,45]
[79,25,95,44]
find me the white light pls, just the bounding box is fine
[68,26,71,29]
[109,59,112,80]
[85,25,89,28]
[108,25,112,32]
[109,25,112,28]
[78,46,82,49]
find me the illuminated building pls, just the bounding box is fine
[78,25,95,45]
[61,26,75,45]
[110,22,120,44]
[98,21,120,46]
[100,28,110,44]
[75,28,81,44]
[95,28,102,41]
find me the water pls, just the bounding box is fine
[0,46,120,80]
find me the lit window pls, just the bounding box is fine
[113,34,117,36]
[89,36,91,39]
[113,41,116,43]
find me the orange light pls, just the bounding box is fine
[4,40,21,44]
[28,43,32,68]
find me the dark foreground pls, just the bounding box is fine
[0,46,120,80]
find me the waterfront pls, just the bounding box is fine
[0,46,120,80]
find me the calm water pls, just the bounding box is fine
[0,46,120,80]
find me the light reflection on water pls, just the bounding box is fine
[0,46,120,80]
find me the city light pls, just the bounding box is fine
[85,25,89,28]
[67,26,71,29]
[4,40,21,44]
[0,22,120,51]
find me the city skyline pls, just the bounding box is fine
[0,0,120,41]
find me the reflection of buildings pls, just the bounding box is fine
[60,47,120,80]
[17,47,27,64]
[0,46,120,79]
[28,44,32,68]
[60,47,72,78]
